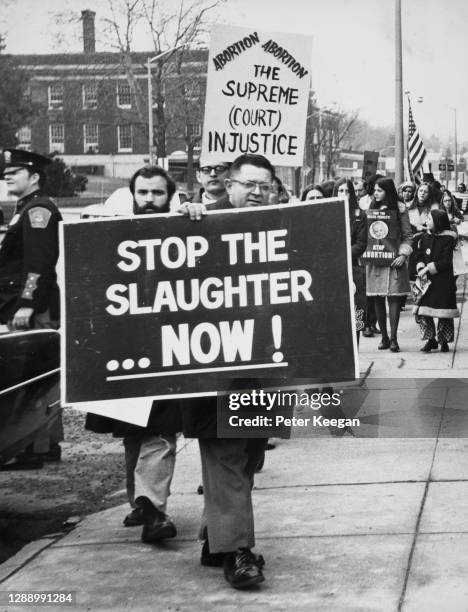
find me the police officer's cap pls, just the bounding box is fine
[3,149,52,172]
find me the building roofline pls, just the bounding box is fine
[13,49,209,66]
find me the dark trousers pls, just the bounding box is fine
[365,296,377,328]
[198,437,267,553]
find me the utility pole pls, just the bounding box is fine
[395,0,404,185]
[451,107,458,187]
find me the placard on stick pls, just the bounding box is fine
[60,200,358,408]
[201,24,312,166]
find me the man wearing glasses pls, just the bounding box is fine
[180,154,274,589]
[193,159,231,206]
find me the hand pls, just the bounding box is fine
[177,202,207,221]
[416,224,426,232]
[417,267,428,278]
[10,307,34,330]
[391,255,406,268]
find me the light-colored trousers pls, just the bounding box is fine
[124,434,177,515]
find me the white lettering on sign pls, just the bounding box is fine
[221,229,288,264]
[116,236,209,272]
[105,270,312,316]
[161,320,255,366]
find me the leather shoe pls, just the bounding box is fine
[123,507,145,527]
[378,337,390,350]
[369,326,381,334]
[440,342,449,352]
[420,338,438,352]
[362,327,374,337]
[141,515,177,542]
[224,548,265,589]
[389,339,400,352]
[201,539,265,568]
[1,453,43,470]
[138,496,177,542]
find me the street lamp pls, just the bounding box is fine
[147,43,188,164]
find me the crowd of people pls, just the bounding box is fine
[0,147,465,591]
[300,173,464,353]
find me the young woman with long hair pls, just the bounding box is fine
[366,177,413,352]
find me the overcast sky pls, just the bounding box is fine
[2,0,467,144]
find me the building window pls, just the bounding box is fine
[188,122,202,139]
[48,83,63,109]
[22,85,32,104]
[49,123,65,153]
[185,81,203,103]
[84,124,99,153]
[16,126,32,152]
[117,83,131,108]
[82,83,98,109]
[117,125,132,152]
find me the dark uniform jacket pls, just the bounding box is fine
[0,190,62,324]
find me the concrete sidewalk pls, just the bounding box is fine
[1,277,467,611]
[359,274,468,377]
[1,430,467,611]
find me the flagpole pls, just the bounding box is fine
[395,0,404,185]
[404,91,411,182]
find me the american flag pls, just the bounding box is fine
[407,100,426,183]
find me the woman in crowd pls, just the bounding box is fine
[366,177,412,352]
[301,184,325,201]
[407,182,438,281]
[320,180,336,198]
[333,178,367,341]
[398,181,416,207]
[269,176,290,204]
[413,209,459,352]
[439,189,464,228]
[362,174,384,337]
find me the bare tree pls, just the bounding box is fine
[52,0,223,163]
[103,0,224,159]
[321,108,359,179]
[303,96,359,183]
[166,49,206,191]
[0,35,37,147]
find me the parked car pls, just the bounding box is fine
[0,330,60,465]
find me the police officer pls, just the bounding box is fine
[0,149,61,330]
[0,149,63,470]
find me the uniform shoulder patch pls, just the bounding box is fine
[28,207,52,229]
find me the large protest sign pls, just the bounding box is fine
[362,210,399,266]
[201,24,312,166]
[60,200,358,406]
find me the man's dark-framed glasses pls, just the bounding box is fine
[199,165,230,175]
[230,179,272,193]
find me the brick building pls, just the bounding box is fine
[14,10,208,178]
